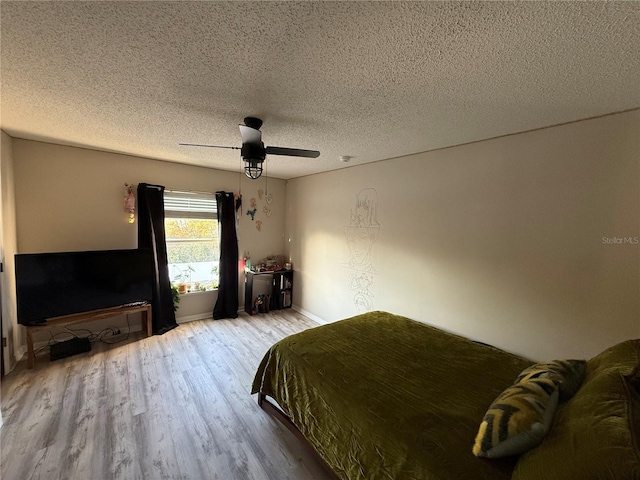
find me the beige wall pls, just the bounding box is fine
[286,110,640,360]
[12,139,287,334]
[8,111,640,362]
[1,131,20,370]
[13,139,286,257]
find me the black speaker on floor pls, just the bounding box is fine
[50,337,91,361]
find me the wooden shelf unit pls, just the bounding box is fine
[244,270,293,314]
[25,303,152,368]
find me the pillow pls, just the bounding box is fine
[512,340,640,480]
[472,377,559,458]
[515,359,587,401]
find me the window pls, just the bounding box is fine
[164,190,219,292]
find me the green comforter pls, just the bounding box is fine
[252,311,533,480]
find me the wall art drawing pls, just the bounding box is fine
[343,188,380,313]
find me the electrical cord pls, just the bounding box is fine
[45,315,132,347]
[98,314,131,344]
[33,315,135,361]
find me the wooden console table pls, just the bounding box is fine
[25,303,152,368]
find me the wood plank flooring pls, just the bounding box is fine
[1,310,335,480]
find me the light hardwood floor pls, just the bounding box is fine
[1,310,334,480]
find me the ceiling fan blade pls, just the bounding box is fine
[239,125,262,145]
[179,143,239,150]
[266,146,320,158]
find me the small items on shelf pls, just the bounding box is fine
[251,294,272,315]
[244,253,290,273]
[281,291,292,308]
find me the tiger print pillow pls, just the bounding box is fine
[515,359,586,401]
[472,376,559,458]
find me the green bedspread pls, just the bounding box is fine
[252,311,533,480]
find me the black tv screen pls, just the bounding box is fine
[15,249,155,325]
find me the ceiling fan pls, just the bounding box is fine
[179,117,320,179]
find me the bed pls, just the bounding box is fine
[251,311,640,480]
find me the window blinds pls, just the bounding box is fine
[164,190,217,219]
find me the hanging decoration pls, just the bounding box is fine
[244,189,275,233]
[124,183,136,223]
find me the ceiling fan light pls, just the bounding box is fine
[244,159,263,179]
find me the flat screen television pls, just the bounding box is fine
[15,249,155,326]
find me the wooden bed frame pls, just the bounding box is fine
[257,393,341,480]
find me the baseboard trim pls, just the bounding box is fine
[13,345,27,371]
[291,305,327,325]
[176,313,213,324]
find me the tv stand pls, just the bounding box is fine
[25,303,152,368]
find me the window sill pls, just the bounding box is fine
[179,289,218,297]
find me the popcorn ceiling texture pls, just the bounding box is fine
[1,1,639,179]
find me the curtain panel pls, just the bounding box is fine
[137,183,178,334]
[213,191,239,319]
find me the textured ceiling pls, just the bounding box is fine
[1,1,639,180]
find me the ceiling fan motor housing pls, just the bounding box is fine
[241,142,266,162]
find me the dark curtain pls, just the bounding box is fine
[137,183,178,334]
[213,191,239,319]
